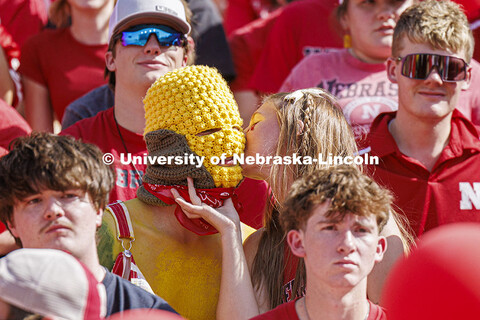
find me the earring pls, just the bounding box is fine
[343,34,351,49]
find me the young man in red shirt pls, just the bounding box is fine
[61,0,267,229]
[252,165,389,320]
[363,0,480,237]
[61,0,194,203]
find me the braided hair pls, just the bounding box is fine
[251,88,358,309]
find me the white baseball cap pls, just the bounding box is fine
[108,0,191,41]
[0,249,106,320]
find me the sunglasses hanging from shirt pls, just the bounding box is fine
[121,25,186,47]
[397,53,468,82]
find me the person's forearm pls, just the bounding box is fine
[23,76,54,132]
[0,231,19,257]
[368,214,406,304]
[170,183,259,318]
[0,47,14,106]
[216,225,260,320]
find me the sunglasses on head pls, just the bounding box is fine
[121,25,186,47]
[396,53,468,82]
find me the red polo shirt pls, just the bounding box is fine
[364,110,480,236]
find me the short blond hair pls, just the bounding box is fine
[392,0,474,62]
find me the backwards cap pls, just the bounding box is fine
[0,249,106,319]
[108,0,191,40]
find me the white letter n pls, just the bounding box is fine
[361,104,381,120]
[459,182,480,210]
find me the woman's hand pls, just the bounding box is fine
[171,177,241,235]
[172,179,259,319]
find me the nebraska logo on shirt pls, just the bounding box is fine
[343,97,397,124]
[459,182,480,210]
[343,97,397,138]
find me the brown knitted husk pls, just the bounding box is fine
[136,129,216,206]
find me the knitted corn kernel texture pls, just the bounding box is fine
[143,65,245,188]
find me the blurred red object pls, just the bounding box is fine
[382,223,480,320]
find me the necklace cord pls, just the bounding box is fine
[114,115,143,184]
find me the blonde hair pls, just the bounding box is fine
[392,0,474,62]
[267,89,358,205]
[251,88,358,309]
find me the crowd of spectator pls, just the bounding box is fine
[1,0,480,319]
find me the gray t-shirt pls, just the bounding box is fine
[61,84,114,129]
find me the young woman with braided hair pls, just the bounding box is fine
[172,88,412,319]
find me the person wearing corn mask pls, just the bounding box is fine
[98,65,255,320]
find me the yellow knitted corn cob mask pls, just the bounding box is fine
[144,65,245,188]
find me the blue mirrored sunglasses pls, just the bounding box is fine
[121,25,185,47]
